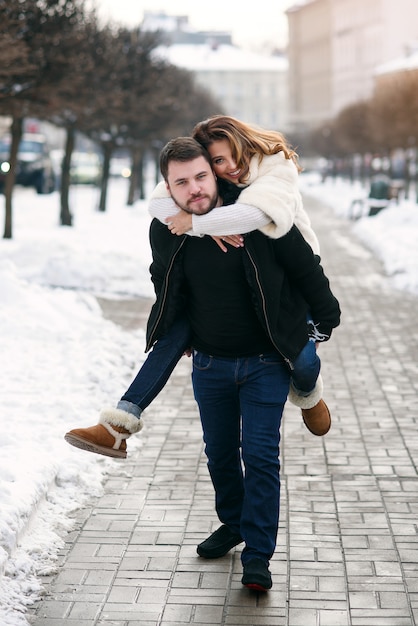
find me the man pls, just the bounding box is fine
[65,136,332,461]
[145,137,341,591]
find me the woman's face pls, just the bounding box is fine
[207,139,242,183]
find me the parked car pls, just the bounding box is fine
[70,151,102,185]
[0,133,56,194]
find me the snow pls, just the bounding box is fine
[299,172,418,295]
[375,49,418,75]
[0,171,417,624]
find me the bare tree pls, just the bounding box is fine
[0,0,87,237]
[123,61,223,204]
[80,26,223,210]
[0,4,225,234]
[333,101,375,155]
[370,70,418,150]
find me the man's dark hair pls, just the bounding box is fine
[159,137,212,181]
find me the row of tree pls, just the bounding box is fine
[307,68,418,192]
[0,0,222,238]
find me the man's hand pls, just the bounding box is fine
[212,235,244,252]
[166,211,192,235]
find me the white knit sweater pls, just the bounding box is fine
[149,152,320,255]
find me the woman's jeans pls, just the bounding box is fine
[288,337,321,397]
[119,317,191,414]
[192,350,290,565]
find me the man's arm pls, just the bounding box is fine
[270,226,341,338]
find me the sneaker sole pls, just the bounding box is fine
[64,433,127,459]
[244,582,270,592]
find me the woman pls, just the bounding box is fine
[150,115,319,254]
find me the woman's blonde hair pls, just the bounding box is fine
[192,114,300,183]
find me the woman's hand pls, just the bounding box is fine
[166,211,193,235]
[164,208,245,253]
[211,235,244,252]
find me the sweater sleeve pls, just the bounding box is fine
[148,196,182,223]
[272,226,340,338]
[148,183,271,236]
[148,184,198,237]
[147,162,320,254]
[150,180,170,199]
[191,203,271,235]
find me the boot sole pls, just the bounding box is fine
[64,433,127,459]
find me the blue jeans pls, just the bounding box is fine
[288,338,321,396]
[119,317,191,412]
[192,350,290,565]
[118,316,318,417]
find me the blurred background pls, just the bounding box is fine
[1,0,418,238]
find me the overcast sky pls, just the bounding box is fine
[94,0,295,50]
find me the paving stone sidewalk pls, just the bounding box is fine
[29,194,418,626]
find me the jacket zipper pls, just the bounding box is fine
[146,237,187,351]
[244,247,292,365]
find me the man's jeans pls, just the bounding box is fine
[119,317,191,412]
[192,350,290,565]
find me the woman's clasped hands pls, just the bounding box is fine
[166,211,244,252]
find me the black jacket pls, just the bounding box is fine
[146,219,341,362]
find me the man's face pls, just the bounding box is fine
[165,156,219,215]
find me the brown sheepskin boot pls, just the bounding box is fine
[287,375,331,436]
[64,408,143,458]
[301,399,331,436]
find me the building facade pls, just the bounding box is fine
[287,0,333,132]
[287,0,418,132]
[157,43,289,131]
[143,11,289,132]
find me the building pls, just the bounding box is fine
[143,12,289,132]
[156,43,289,131]
[286,0,333,132]
[286,0,418,133]
[375,48,418,84]
[141,11,233,46]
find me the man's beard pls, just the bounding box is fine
[170,190,219,215]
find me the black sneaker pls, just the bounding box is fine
[241,558,272,591]
[197,525,243,559]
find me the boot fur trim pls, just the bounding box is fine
[100,407,144,434]
[288,374,323,410]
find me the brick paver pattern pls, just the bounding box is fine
[29,194,418,626]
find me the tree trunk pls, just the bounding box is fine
[404,150,411,201]
[127,152,135,206]
[98,143,111,212]
[3,116,23,239]
[60,127,74,226]
[127,150,141,206]
[138,152,145,200]
[154,149,160,185]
